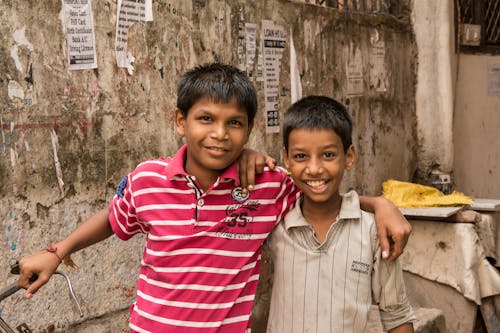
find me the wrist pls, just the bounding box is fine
[44,243,64,264]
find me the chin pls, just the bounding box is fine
[207,160,233,170]
[304,193,331,203]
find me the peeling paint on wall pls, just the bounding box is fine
[50,129,65,195]
[10,27,33,73]
[1,211,19,263]
[116,0,153,73]
[7,80,24,100]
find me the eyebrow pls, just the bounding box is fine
[289,143,341,150]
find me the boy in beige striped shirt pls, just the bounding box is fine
[265,96,415,333]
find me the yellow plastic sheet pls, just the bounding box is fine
[382,179,473,208]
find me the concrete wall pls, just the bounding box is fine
[411,0,500,198]
[454,54,500,198]
[411,0,455,184]
[0,1,417,331]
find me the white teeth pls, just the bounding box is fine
[306,180,326,188]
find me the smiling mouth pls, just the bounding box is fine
[305,180,329,190]
[205,146,229,153]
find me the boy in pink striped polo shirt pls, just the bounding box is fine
[18,63,410,333]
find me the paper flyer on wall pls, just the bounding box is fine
[262,20,286,134]
[346,43,364,96]
[369,30,388,92]
[115,0,153,74]
[488,64,500,96]
[62,0,98,70]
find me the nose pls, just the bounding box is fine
[306,157,323,174]
[211,122,229,140]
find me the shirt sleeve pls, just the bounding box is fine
[108,168,150,240]
[371,223,416,331]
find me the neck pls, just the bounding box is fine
[301,194,342,224]
[301,194,342,243]
[184,163,221,192]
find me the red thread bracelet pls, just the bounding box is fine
[45,243,63,263]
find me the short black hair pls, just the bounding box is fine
[283,96,352,152]
[176,63,257,123]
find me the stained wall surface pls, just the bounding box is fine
[0,0,417,331]
[454,54,500,199]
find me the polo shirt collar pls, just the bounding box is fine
[165,144,240,185]
[284,190,362,231]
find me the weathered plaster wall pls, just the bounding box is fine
[454,54,500,199]
[0,1,417,331]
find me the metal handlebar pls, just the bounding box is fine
[0,263,83,333]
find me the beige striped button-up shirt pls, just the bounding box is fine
[266,190,414,333]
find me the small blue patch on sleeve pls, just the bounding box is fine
[116,176,128,198]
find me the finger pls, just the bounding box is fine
[255,155,266,175]
[265,156,277,170]
[386,220,411,262]
[388,235,403,262]
[238,154,249,190]
[18,272,33,290]
[378,228,390,261]
[246,155,257,191]
[24,274,48,299]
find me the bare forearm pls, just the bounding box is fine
[56,208,114,258]
[18,208,114,297]
[359,195,380,213]
[388,323,414,333]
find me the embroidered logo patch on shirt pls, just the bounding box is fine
[351,260,370,275]
[116,176,127,198]
[231,186,250,202]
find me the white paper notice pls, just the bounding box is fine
[262,20,286,134]
[256,44,264,83]
[488,64,500,97]
[116,0,153,74]
[369,30,387,92]
[62,0,98,70]
[346,43,364,96]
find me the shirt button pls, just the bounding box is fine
[198,199,204,206]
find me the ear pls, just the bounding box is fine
[345,145,356,171]
[175,108,186,137]
[247,121,254,138]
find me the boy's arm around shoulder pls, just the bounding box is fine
[359,195,411,261]
[238,148,277,193]
[18,208,114,298]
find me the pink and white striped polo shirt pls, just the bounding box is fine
[109,145,299,333]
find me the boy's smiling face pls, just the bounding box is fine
[175,96,252,188]
[284,128,355,204]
